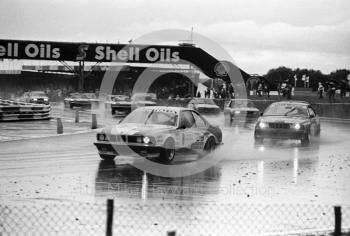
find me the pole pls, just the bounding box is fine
[334,206,342,236]
[106,199,114,236]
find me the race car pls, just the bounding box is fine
[130,93,157,110]
[187,98,221,114]
[224,99,260,125]
[19,91,50,105]
[254,101,321,145]
[94,106,222,162]
[64,93,99,109]
[105,95,132,115]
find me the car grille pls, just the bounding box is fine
[108,135,142,143]
[269,123,290,129]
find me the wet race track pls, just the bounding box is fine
[0,105,350,206]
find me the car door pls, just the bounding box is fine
[307,106,319,135]
[178,110,197,149]
[190,111,208,150]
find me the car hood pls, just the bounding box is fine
[131,101,156,105]
[260,116,308,124]
[106,123,175,136]
[228,107,259,112]
[195,104,219,109]
[30,96,48,99]
[110,101,131,105]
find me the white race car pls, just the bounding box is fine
[94,106,222,162]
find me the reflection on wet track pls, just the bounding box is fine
[0,114,349,206]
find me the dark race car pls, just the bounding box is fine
[64,93,99,109]
[105,95,132,115]
[187,98,221,115]
[130,93,157,110]
[94,106,222,163]
[19,91,50,105]
[224,99,260,125]
[254,101,321,145]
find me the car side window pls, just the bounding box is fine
[308,107,316,117]
[181,111,196,128]
[191,111,207,128]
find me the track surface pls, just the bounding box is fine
[0,113,349,206]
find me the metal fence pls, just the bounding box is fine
[1,200,349,236]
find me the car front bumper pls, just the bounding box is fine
[94,142,162,158]
[255,128,305,140]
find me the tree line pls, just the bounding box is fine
[263,67,350,91]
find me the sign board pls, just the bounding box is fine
[0,39,250,82]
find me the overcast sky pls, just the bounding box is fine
[1,0,349,74]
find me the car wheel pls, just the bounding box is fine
[99,154,116,161]
[254,132,264,144]
[316,124,321,137]
[224,114,232,126]
[310,123,318,136]
[204,137,216,152]
[301,131,310,146]
[160,138,176,163]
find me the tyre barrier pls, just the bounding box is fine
[0,99,51,121]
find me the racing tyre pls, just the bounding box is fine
[300,131,310,146]
[254,132,264,144]
[160,138,176,163]
[99,154,116,161]
[204,137,216,152]
[224,114,232,127]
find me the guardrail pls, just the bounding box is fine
[0,99,51,121]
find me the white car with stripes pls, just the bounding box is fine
[94,106,222,162]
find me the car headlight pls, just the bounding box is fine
[259,122,267,128]
[294,123,301,130]
[44,98,48,101]
[32,98,37,101]
[97,133,106,141]
[234,111,241,114]
[143,136,151,144]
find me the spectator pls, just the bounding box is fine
[317,82,324,99]
[196,91,201,98]
[340,82,347,99]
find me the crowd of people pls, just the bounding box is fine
[317,81,348,102]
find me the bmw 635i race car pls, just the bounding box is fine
[254,101,320,145]
[224,99,260,125]
[94,106,222,162]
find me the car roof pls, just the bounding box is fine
[230,99,253,102]
[271,100,310,106]
[136,106,192,112]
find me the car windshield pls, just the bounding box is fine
[192,99,215,105]
[110,95,129,101]
[131,94,156,101]
[71,93,96,99]
[230,100,255,108]
[82,93,97,99]
[30,91,46,96]
[264,103,309,117]
[122,109,178,126]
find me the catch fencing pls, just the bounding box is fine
[0,200,349,236]
[0,99,51,121]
